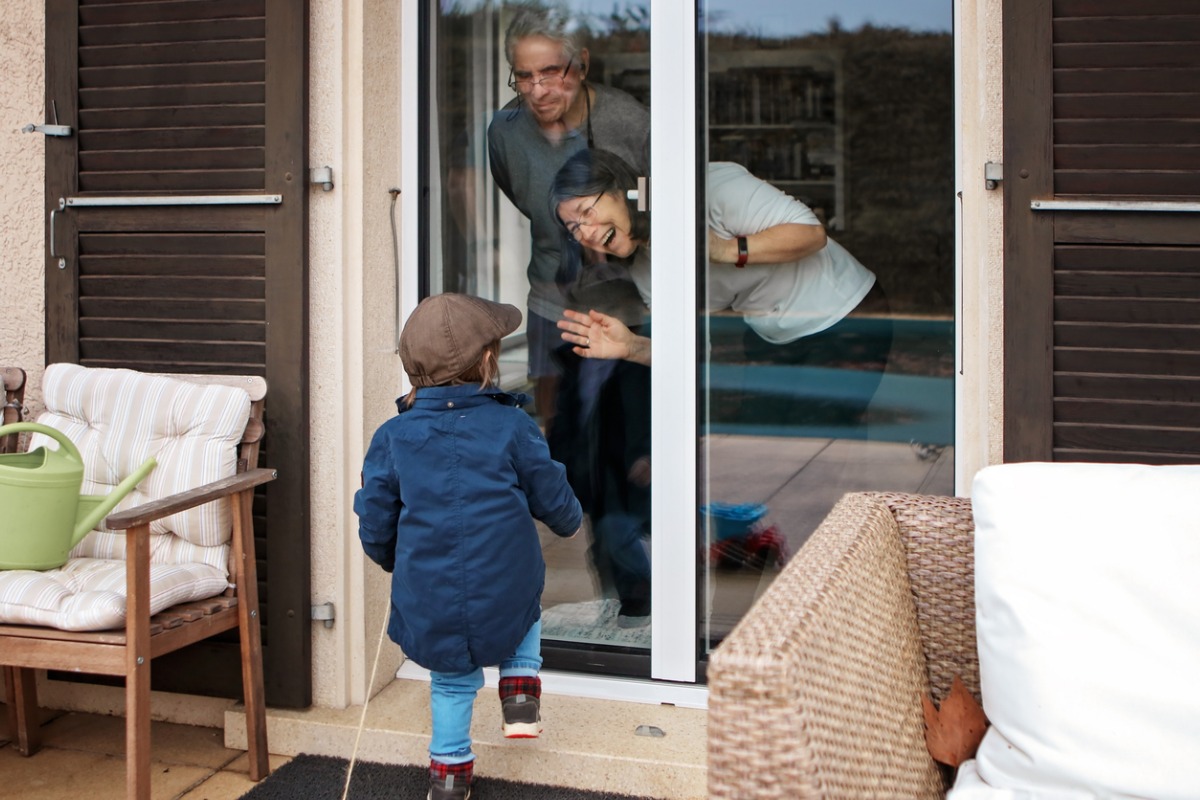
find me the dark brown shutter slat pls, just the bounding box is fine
[1053,424,1200,457]
[79,231,265,255]
[1055,398,1200,428]
[81,147,265,171]
[80,60,265,89]
[80,276,264,298]
[1054,374,1200,403]
[1054,0,1200,15]
[79,169,266,192]
[80,83,265,108]
[1056,145,1200,171]
[1053,15,1200,42]
[1055,271,1200,298]
[1053,42,1200,68]
[1055,93,1200,119]
[1055,322,1200,350]
[1054,67,1200,93]
[1054,297,1200,325]
[80,297,266,321]
[80,339,265,365]
[79,0,262,26]
[80,318,266,341]
[79,19,265,47]
[80,40,265,67]
[80,254,265,275]
[1055,347,1200,375]
[1056,119,1200,145]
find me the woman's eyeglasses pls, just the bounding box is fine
[564,193,604,242]
[507,59,575,94]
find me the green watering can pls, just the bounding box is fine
[0,422,157,570]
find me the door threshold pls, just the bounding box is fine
[396,660,708,709]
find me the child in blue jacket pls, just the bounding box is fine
[355,293,583,800]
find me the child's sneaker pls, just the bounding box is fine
[498,675,542,738]
[428,760,472,800]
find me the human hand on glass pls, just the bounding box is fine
[558,308,650,365]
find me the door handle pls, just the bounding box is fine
[49,206,66,270]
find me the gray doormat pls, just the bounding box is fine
[238,753,658,799]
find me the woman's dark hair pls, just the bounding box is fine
[549,148,650,244]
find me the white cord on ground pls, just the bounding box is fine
[341,594,394,800]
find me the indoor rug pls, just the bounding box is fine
[238,753,659,799]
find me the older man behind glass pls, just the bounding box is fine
[487,6,649,431]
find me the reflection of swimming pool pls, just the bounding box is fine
[704,317,954,444]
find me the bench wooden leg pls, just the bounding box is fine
[233,490,269,781]
[126,524,152,800]
[4,665,43,756]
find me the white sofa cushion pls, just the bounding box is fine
[0,364,251,631]
[965,462,1200,800]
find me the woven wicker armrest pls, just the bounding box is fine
[872,492,979,705]
[708,492,947,800]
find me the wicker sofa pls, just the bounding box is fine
[707,491,978,799]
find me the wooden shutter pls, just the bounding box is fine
[45,0,311,707]
[1003,0,1200,464]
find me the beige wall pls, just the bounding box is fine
[0,0,47,409]
[0,0,1007,722]
[312,0,408,709]
[956,0,1006,492]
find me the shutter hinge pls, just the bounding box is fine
[23,100,72,137]
[984,162,1003,190]
[311,602,336,628]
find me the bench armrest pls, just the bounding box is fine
[104,468,278,530]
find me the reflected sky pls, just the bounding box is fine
[704,0,951,36]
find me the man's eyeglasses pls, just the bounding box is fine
[508,59,575,94]
[563,193,604,242]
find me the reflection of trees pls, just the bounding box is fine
[707,25,954,316]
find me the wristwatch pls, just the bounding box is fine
[735,236,749,268]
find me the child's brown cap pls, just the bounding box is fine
[399,293,522,387]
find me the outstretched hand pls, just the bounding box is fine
[557,308,634,361]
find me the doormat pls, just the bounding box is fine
[540,598,651,649]
[238,753,658,799]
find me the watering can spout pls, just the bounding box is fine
[72,456,158,545]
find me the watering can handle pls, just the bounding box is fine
[0,421,83,465]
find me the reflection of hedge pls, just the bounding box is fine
[708,27,954,316]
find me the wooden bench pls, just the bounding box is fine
[0,367,274,800]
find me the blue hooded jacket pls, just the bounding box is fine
[354,384,583,673]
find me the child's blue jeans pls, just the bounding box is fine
[428,618,542,764]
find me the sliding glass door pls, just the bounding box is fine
[695,1,956,660]
[415,0,955,685]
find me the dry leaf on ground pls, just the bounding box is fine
[922,675,988,767]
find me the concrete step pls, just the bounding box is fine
[226,672,708,799]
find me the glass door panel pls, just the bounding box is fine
[697,2,956,655]
[424,1,656,676]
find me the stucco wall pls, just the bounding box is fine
[309,0,408,709]
[0,0,47,407]
[956,0,1006,492]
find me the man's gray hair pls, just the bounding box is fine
[503,6,585,67]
